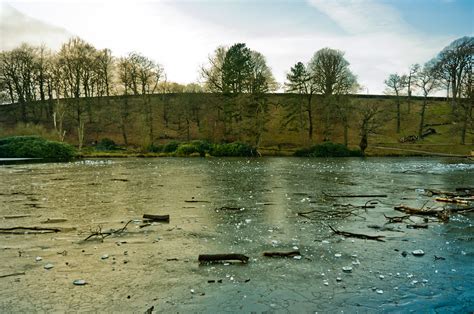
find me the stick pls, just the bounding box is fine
[215,207,241,211]
[198,254,249,263]
[0,272,26,278]
[83,220,133,241]
[328,225,385,242]
[263,251,301,257]
[0,226,61,234]
[142,214,170,222]
[384,214,410,223]
[323,192,387,198]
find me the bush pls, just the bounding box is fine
[210,142,255,157]
[162,141,180,153]
[294,142,362,157]
[0,136,76,160]
[96,138,119,151]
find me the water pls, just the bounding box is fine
[0,157,473,312]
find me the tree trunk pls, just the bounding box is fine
[396,94,401,133]
[418,97,427,138]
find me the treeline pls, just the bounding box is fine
[0,36,472,151]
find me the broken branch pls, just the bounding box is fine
[142,214,170,222]
[198,254,249,263]
[328,225,385,242]
[263,251,301,258]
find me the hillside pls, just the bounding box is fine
[0,93,472,156]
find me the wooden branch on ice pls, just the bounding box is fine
[0,272,26,278]
[384,214,411,223]
[83,220,133,241]
[0,226,61,234]
[394,205,449,221]
[328,225,385,242]
[142,214,170,222]
[435,198,469,205]
[198,254,249,263]
[263,251,301,258]
[323,192,387,198]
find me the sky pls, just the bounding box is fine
[0,0,473,95]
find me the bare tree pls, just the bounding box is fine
[358,101,389,155]
[415,63,439,138]
[384,73,407,133]
[308,47,358,141]
[406,63,420,114]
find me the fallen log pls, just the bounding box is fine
[142,214,170,222]
[198,254,249,263]
[263,251,301,258]
[0,226,61,234]
[323,192,387,198]
[185,200,210,203]
[328,225,385,242]
[435,198,469,205]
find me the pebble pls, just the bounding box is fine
[323,280,329,286]
[101,254,109,260]
[35,256,42,262]
[44,263,54,270]
[293,255,302,260]
[379,275,385,279]
[334,253,342,258]
[73,279,86,286]
[336,277,342,282]
[342,266,353,273]
[412,249,425,256]
[376,289,384,294]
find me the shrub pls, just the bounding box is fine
[162,141,180,153]
[210,142,255,157]
[96,138,118,151]
[0,136,76,160]
[146,144,163,153]
[176,143,198,156]
[294,142,362,157]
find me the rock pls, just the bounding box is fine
[73,279,86,285]
[101,254,109,260]
[35,256,42,262]
[293,255,302,260]
[336,277,342,282]
[412,249,425,256]
[342,266,353,273]
[401,251,408,257]
[334,253,342,258]
[379,275,385,279]
[44,263,54,270]
[376,289,384,294]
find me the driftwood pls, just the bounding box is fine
[142,214,170,222]
[263,251,301,258]
[328,225,385,242]
[198,254,249,263]
[0,226,61,234]
[83,220,133,241]
[0,272,26,278]
[323,192,387,198]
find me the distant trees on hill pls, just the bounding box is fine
[0,36,472,148]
